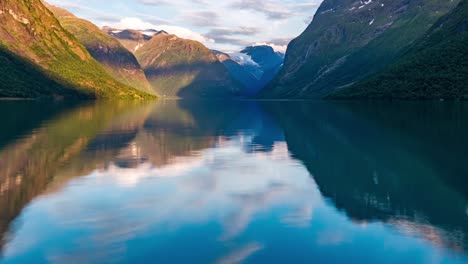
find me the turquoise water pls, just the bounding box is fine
[0,100,467,263]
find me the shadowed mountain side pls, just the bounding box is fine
[260,0,460,98]
[212,51,261,96]
[213,48,284,96]
[135,34,242,98]
[0,46,89,99]
[47,4,155,95]
[0,0,153,99]
[142,62,242,98]
[264,101,468,251]
[330,0,468,99]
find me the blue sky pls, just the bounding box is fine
[47,0,322,52]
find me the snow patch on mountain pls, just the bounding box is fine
[228,52,260,67]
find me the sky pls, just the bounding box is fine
[47,0,323,52]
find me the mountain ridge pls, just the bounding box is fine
[330,0,468,99]
[103,27,168,52]
[47,4,156,95]
[135,33,242,98]
[259,0,460,98]
[214,45,284,96]
[0,0,154,99]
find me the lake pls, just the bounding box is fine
[0,100,467,264]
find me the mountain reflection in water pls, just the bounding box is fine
[0,100,466,264]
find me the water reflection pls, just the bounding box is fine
[0,100,466,263]
[265,101,468,252]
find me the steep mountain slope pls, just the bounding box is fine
[103,27,167,53]
[0,0,153,99]
[241,45,284,81]
[47,5,155,95]
[330,0,468,99]
[215,46,284,96]
[213,50,261,96]
[260,0,460,98]
[0,46,82,98]
[135,34,242,98]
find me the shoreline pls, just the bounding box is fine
[0,98,34,101]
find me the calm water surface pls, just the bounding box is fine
[0,100,467,264]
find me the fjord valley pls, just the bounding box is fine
[1,1,468,263]
[214,46,284,96]
[0,0,467,100]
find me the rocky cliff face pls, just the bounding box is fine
[0,0,153,99]
[135,34,242,98]
[260,0,460,98]
[330,0,468,99]
[47,5,155,95]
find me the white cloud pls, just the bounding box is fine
[47,0,323,52]
[229,52,260,66]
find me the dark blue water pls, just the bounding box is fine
[0,100,467,264]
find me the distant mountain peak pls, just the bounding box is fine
[134,33,241,98]
[242,45,275,53]
[102,27,168,53]
[213,45,285,96]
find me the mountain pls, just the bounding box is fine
[47,5,155,95]
[241,46,284,78]
[215,46,284,96]
[135,34,242,98]
[103,27,167,52]
[259,0,460,98]
[330,0,468,99]
[0,46,80,98]
[0,0,153,99]
[213,50,261,96]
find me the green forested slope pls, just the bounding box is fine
[259,0,460,98]
[0,0,153,99]
[47,4,156,95]
[331,0,468,99]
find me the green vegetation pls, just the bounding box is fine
[0,45,85,98]
[0,0,154,99]
[135,34,241,98]
[330,0,468,99]
[260,0,460,98]
[47,4,156,95]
